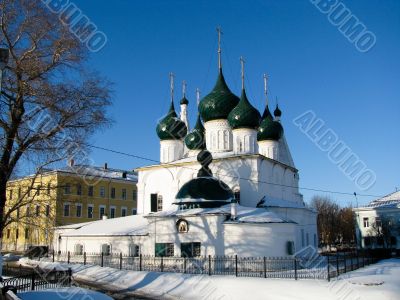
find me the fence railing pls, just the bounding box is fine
[1,266,72,294]
[31,250,379,281]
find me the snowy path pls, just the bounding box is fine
[20,258,400,300]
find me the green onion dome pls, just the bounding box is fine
[184,114,206,150]
[156,101,188,140]
[174,150,233,208]
[274,104,282,117]
[261,105,273,121]
[257,116,284,141]
[228,89,261,129]
[180,96,189,105]
[199,70,239,122]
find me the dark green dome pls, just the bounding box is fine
[156,101,188,140]
[274,104,282,117]
[257,118,284,141]
[184,114,205,150]
[199,70,239,122]
[261,105,273,121]
[228,89,261,129]
[175,177,233,207]
[180,97,189,105]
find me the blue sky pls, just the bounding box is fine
[71,0,399,206]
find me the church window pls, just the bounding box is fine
[101,244,111,256]
[150,194,157,212]
[155,243,174,257]
[157,195,163,211]
[129,244,140,257]
[223,130,229,149]
[234,189,240,204]
[181,242,201,257]
[74,244,83,255]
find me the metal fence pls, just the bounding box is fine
[1,266,72,294]
[33,250,379,281]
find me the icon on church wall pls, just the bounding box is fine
[176,219,189,233]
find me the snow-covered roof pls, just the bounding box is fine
[146,204,294,224]
[361,190,400,209]
[59,215,148,237]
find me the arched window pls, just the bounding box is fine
[234,189,240,204]
[101,244,111,256]
[74,244,83,255]
[129,244,140,257]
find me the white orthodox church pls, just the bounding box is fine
[55,36,317,258]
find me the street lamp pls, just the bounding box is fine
[0,47,8,278]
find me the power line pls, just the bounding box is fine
[84,143,382,199]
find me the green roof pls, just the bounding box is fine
[180,96,189,105]
[156,101,188,140]
[257,118,284,141]
[199,69,239,122]
[228,89,261,129]
[274,104,282,117]
[261,105,273,121]
[184,114,206,150]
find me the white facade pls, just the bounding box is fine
[160,140,184,163]
[232,128,258,155]
[353,191,400,249]
[204,119,232,152]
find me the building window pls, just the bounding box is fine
[121,207,127,217]
[100,186,105,198]
[16,229,19,240]
[77,184,82,196]
[363,217,369,228]
[76,204,82,218]
[181,242,201,257]
[87,205,93,219]
[25,228,29,239]
[122,189,127,200]
[74,244,83,255]
[157,195,163,211]
[63,204,70,217]
[110,206,116,219]
[99,205,106,219]
[6,229,10,239]
[132,190,137,201]
[35,205,40,217]
[132,209,137,215]
[88,186,94,197]
[18,187,21,198]
[64,183,71,195]
[129,244,140,257]
[46,205,50,217]
[101,244,111,256]
[9,189,13,199]
[111,187,116,199]
[155,243,174,257]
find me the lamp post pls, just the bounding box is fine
[0,47,9,278]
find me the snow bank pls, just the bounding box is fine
[20,258,400,300]
[18,287,112,300]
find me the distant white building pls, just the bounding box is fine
[54,37,317,258]
[353,191,400,249]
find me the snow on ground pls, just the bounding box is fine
[20,258,400,300]
[18,287,113,300]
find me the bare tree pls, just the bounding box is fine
[310,195,355,249]
[368,216,400,249]
[0,0,112,241]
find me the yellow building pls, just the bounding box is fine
[2,163,137,252]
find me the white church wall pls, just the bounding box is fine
[223,223,297,257]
